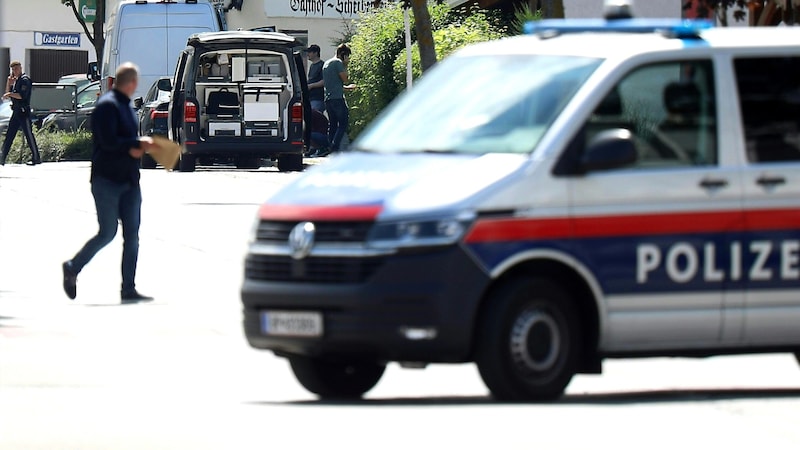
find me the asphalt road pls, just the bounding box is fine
[1,161,799,449]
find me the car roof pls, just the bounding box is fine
[58,74,90,83]
[456,25,800,60]
[187,30,299,47]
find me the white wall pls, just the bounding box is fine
[0,0,117,71]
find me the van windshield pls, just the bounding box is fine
[355,54,602,155]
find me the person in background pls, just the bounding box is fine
[322,44,356,156]
[305,44,325,113]
[1,60,40,166]
[62,62,155,304]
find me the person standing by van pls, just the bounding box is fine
[1,61,41,166]
[322,44,356,156]
[305,44,325,113]
[62,63,155,303]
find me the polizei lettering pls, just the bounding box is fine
[637,240,800,284]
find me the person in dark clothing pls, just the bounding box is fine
[322,44,356,154]
[62,62,155,304]
[305,44,325,113]
[1,60,40,166]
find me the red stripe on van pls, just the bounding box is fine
[258,204,383,221]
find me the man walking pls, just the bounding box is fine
[322,44,356,156]
[305,44,325,113]
[1,61,40,166]
[62,62,155,304]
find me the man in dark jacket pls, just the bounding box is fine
[62,62,155,303]
[0,60,40,165]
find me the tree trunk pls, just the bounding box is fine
[535,0,565,19]
[410,0,437,73]
[93,0,105,68]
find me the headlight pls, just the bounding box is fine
[367,212,475,249]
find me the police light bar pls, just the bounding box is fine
[524,19,715,39]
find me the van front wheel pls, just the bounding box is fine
[475,277,581,402]
[288,356,385,399]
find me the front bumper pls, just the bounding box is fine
[241,245,490,363]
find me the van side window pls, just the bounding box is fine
[586,60,717,168]
[734,57,800,163]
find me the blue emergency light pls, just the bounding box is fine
[524,19,715,39]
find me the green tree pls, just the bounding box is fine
[392,10,505,91]
[347,3,504,138]
[61,0,106,68]
[409,0,437,72]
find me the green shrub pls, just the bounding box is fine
[3,128,92,163]
[392,10,506,92]
[347,3,507,139]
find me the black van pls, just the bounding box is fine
[168,31,310,172]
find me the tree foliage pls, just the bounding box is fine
[347,3,505,138]
[60,0,105,67]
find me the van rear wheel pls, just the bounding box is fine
[277,154,303,172]
[475,277,581,402]
[288,355,385,399]
[178,154,196,172]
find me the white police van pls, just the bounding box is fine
[240,3,800,401]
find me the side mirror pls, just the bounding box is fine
[133,97,143,110]
[157,78,172,92]
[87,62,100,82]
[580,128,637,173]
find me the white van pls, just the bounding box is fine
[99,0,222,100]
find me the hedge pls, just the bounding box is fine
[2,128,93,163]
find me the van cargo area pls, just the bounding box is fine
[196,51,293,142]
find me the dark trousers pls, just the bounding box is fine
[325,98,349,152]
[71,176,142,293]
[1,110,40,163]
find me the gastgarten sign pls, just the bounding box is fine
[34,32,81,48]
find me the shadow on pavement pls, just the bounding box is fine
[252,387,800,407]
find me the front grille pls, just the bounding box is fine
[245,254,384,283]
[255,220,373,243]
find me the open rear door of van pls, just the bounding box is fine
[294,51,311,151]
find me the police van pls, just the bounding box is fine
[240,4,800,401]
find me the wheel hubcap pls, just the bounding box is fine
[510,309,560,374]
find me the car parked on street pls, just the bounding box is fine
[57,73,94,92]
[136,77,173,169]
[168,30,310,172]
[41,81,100,131]
[0,100,11,136]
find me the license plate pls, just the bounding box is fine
[261,311,323,337]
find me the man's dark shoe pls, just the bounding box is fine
[121,290,154,304]
[26,161,41,166]
[62,261,77,300]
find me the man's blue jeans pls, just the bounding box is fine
[71,176,142,293]
[325,98,349,152]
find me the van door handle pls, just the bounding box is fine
[756,175,786,187]
[699,178,728,189]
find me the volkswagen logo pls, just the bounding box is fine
[288,221,315,260]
